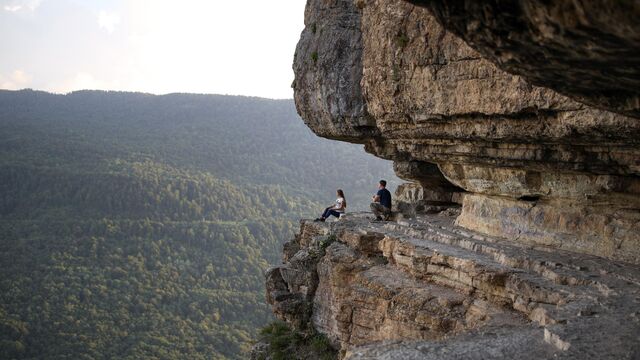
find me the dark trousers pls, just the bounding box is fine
[322,208,342,219]
[370,202,391,219]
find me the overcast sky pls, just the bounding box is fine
[0,0,306,98]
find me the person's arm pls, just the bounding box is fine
[331,199,341,210]
[372,190,381,202]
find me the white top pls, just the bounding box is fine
[334,197,346,213]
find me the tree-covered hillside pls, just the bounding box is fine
[0,90,397,359]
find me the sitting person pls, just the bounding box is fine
[370,180,392,221]
[315,189,346,222]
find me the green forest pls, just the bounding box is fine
[0,90,397,359]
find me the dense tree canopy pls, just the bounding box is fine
[0,90,397,359]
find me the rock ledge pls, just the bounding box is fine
[266,213,640,359]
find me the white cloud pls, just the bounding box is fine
[98,10,120,33]
[1,0,42,12]
[0,69,32,89]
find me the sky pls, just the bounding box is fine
[0,0,306,98]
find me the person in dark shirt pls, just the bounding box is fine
[370,180,392,221]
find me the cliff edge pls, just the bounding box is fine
[292,0,640,265]
[260,0,640,358]
[265,214,640,358]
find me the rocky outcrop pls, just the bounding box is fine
[276,0,640,358]
[293,0,376,142]
[266,214,640,359]
[293,0,640,265]
[406,0,640,118]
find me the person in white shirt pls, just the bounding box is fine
[315,189,346,222]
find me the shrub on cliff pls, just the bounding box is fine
[256,321,337,360]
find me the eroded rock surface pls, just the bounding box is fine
[293,0,640,265]
[293,0,376,141]
[406,0,640,118]
[281,0,640,358]
[266,214,640,359]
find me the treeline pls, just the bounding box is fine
[0,89,396,209]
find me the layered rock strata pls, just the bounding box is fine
[406,0,640,118]
[266,214,640,359]
[292,0,640,265]
[276,0,640,358]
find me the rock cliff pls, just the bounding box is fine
[261,0,640,358]
[406,0,640,118]
[293,0,640,265]
[266,215,640,358]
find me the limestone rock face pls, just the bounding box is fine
[265,215,640,359]
[406,0,640,118]
[293,0,377,141]
[293,0,640,265]
[284,0,640,357]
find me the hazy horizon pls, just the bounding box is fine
[0,0,305,99]
[1,87,297,100]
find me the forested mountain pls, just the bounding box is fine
[0,90,397,359]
